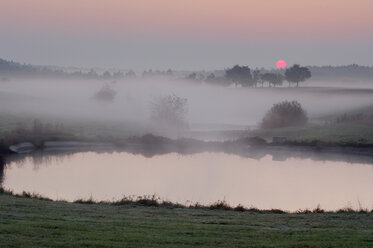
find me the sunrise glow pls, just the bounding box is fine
[276,60,287,69]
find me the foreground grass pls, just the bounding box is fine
[0,194,373,247]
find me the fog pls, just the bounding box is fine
[1,78,373,139]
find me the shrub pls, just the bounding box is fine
[150,94,188,130]
[268,209,286,214]
[74,197,95,204]
[312,205,325,213]
[233,204,246,212]
[261,101,307,129]
[93,84,116,102]
[209,200,232,210]
[136,195,160,207]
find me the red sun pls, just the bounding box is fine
[276,60,287,69]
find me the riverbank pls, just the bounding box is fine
[0,192,372,247]
[3,134,373,166]
[2,108,373,157]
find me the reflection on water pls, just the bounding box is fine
[2,151,373,211]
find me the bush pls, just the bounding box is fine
[261,101,307,129]
[93,84,116,102]
[150,94,188,130]
[209,200,232,210]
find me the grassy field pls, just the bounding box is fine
[250,123,373,144]
[0,194,373,247]
[249,104,373,144]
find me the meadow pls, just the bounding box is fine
[0,192,373,248]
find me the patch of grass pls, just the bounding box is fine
[0,111,148,144]
[297,205,326,214]
[208,200,232,210]
[251,123,373,145]
[1,188,371,214]
[253,104,373,145]
[0,188,53,201]
[21,191,52,201]
[0,193,373,247]
[0,187,13,195]
[74,196,95,204]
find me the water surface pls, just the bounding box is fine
[2,151,373,211]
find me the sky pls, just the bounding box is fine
[1,0,373,70]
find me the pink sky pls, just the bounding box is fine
[1,0,372,69]
[2,0,373,38]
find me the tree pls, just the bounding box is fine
[225,65,253,87]
[206,73,216,82]
[252,69,262,87]
[261,73,283,87]
[93,84,116,102]
[205,73,228,86]
[150,94,188,130]
[102,71,112,78]
[186,72,197,81]
[142,69,153,77]
[88,68,98,79]
[125,70,136,78]
[285,64,311,87]
[113,71,124,79]
[261,101,307,129]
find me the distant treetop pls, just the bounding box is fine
[285,64,311,87]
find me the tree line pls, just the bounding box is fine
[0,58,133,80]
[0,58,313,86]
[205,64,311,87]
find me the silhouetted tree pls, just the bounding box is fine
[125,70,136,78]
[252,69,262,87]
[261,101,308,129]
[261,73,284,87]
[113,71,124,78]
[197,73,205,81]
[186,72,197,81]
[102,71,111,78]
[142,69,152,77]
[285,64,311,87]
[205,73,227,86]
[206,73,216,82]
[225,65,253,87]
[88,68,98,79]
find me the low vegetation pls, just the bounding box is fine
[93,83,117,102]
[334,112,373,125]
[1,102,373,157]
[2,188,372,214]
[251,123,373,145]
[0,191,372,247]
[150,94,189,131]
[261,101,308,129]
[253,104,373,145]
[0,118,75,152]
